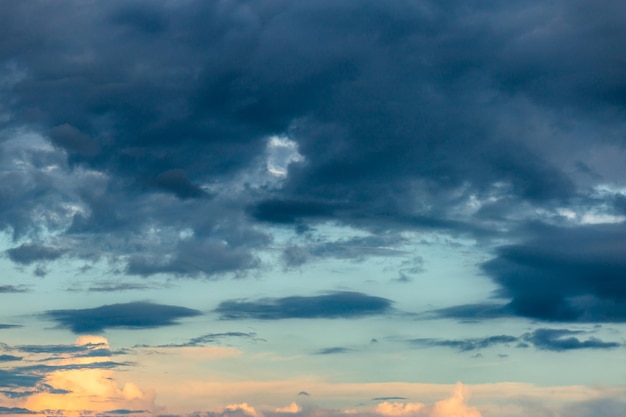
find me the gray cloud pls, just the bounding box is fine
[561,398,626,417]
[215,292,392,320]
[404,328,621,353]
[0,0,623,336]
[0,285,28,293]
[0,407,36,415]
[314,347,352,355]
[523,328,622,352]
[407,335,519,352]
[372,397,407,402]
[45,301,202,333]
[0,355,22,362]
[5,243,65,265]
[0,370,41,389]
[482,224,626,322]
[85,282,159,293]
[48,123,100,156]
[153,169,208,200]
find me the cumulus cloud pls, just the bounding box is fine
[275,403,302,414]
[375,401,425,416]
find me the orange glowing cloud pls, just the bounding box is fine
[275,402,302,413]
[373,383,481,417]
[430,383,481,417]
[19,336,159,416]
[375,401,426,416]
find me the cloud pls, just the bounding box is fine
[0,337,158,415]
[0,355,22,362]
[153,169,209,200]
[126,238,262,277]
[429,383,482,417]
[407,335,518,352]
[44,301,201,333]
[0,324,21,330]
[522,328,622,352]
[48,123,100,156]
[275,403,302,414]
[148,332,262,348]
[0,370,41,389]
[479,224,626,322]
[0,0,624,280]
[314,347,352,355]
[85,282,160,292]
[403,329,620,353]
[215,292,392,320]
[5,244,65,265]
[375,401,425,416]
[0,285,28,293]
[372,398,408,402]
[0,407,36,415]
[561,398,626,417]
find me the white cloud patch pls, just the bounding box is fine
[266,135,304,178]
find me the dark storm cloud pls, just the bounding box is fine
[522,328,621,352]
[45,301,202,333]
[5,244,65,265]
[48,123,100,156]
[0,355,21,362]
[407,335,518,352]
[0,0,625,279]
[480,224,626,322]
[0,325,21,330]
[215,292,392,320]
[152,169,209,200]
[249,199,340,224]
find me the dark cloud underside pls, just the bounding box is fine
[215,292,391,320]
[0,0,624,282]
[482,224,626,322]
[45,302,202,333]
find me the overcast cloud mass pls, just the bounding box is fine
[1,1,626,416]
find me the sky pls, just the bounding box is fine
[1,0,626,416]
